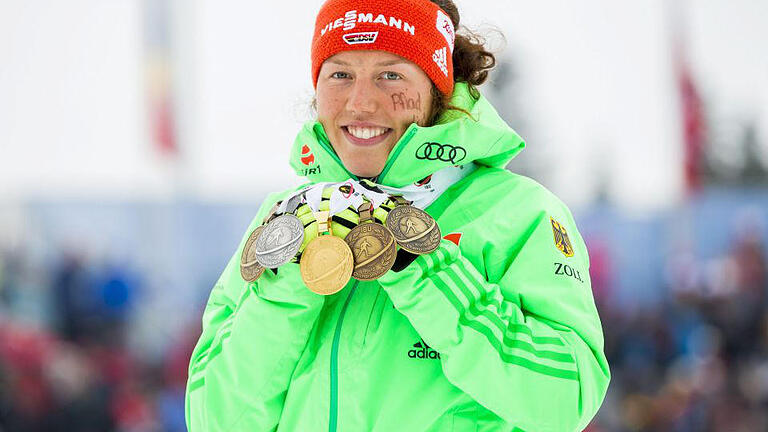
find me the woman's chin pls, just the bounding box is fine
[352,171,381,179]
[338,157,383,179]
[348,165,383,179]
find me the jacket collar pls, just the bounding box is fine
[289,83,526,188]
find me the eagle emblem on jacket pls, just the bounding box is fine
[550,217,574,257]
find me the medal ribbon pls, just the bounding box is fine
[278,163,476,216]
[379,163,477,209]
[275,191,307,215]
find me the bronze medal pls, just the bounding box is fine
[240,225,265,282]
[385,196,441,254]
[300,211,354,295]
[346,203,396,280]
[240,202,283,281]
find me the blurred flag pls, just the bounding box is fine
[670,0,706,194]
[152,96,177,155]
[678,61,704,194]
[144,0,178,157]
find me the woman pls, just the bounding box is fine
[186,0,610,430]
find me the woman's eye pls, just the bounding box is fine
[331,72,350,79]
[382,72,401,80]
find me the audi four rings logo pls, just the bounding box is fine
[415,142,467,164]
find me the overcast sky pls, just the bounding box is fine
[1,0,765,213]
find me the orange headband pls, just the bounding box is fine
[311,0,456,96]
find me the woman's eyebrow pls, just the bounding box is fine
[325,59,407,67]
[326,59,350,66]
[376,60,408,66]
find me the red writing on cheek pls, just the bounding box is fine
[391,91,422,112]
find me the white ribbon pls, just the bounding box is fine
[278,163,477,216]
[378,163,477,209]
[275,190,307,215]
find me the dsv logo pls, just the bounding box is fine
[415,142,466,164]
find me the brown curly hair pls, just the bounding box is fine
[427,0,497,125]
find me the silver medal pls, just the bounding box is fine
[254,213,305,268]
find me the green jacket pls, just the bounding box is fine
[186,84,610,431]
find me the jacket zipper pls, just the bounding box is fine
[375,126,418,184]
[329,281,358,432]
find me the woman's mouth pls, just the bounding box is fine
[342,125,392,147]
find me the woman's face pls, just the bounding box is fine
[316,50,434,178]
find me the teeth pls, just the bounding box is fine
[347,126,387,140]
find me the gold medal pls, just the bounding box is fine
[385,196,441,254]
[300,211,354,295]
[346,203,396,280]
[240,225,265,282]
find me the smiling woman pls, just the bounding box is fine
[316,51,435,177]
[186,0,610,431]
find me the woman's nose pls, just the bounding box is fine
[345,79,377,115]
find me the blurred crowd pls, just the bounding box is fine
[1,209,767,431]
[588,218,768,431]
[0,253,196,432]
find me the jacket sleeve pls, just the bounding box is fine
[377,202,610,432]
[185,194,325,431]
